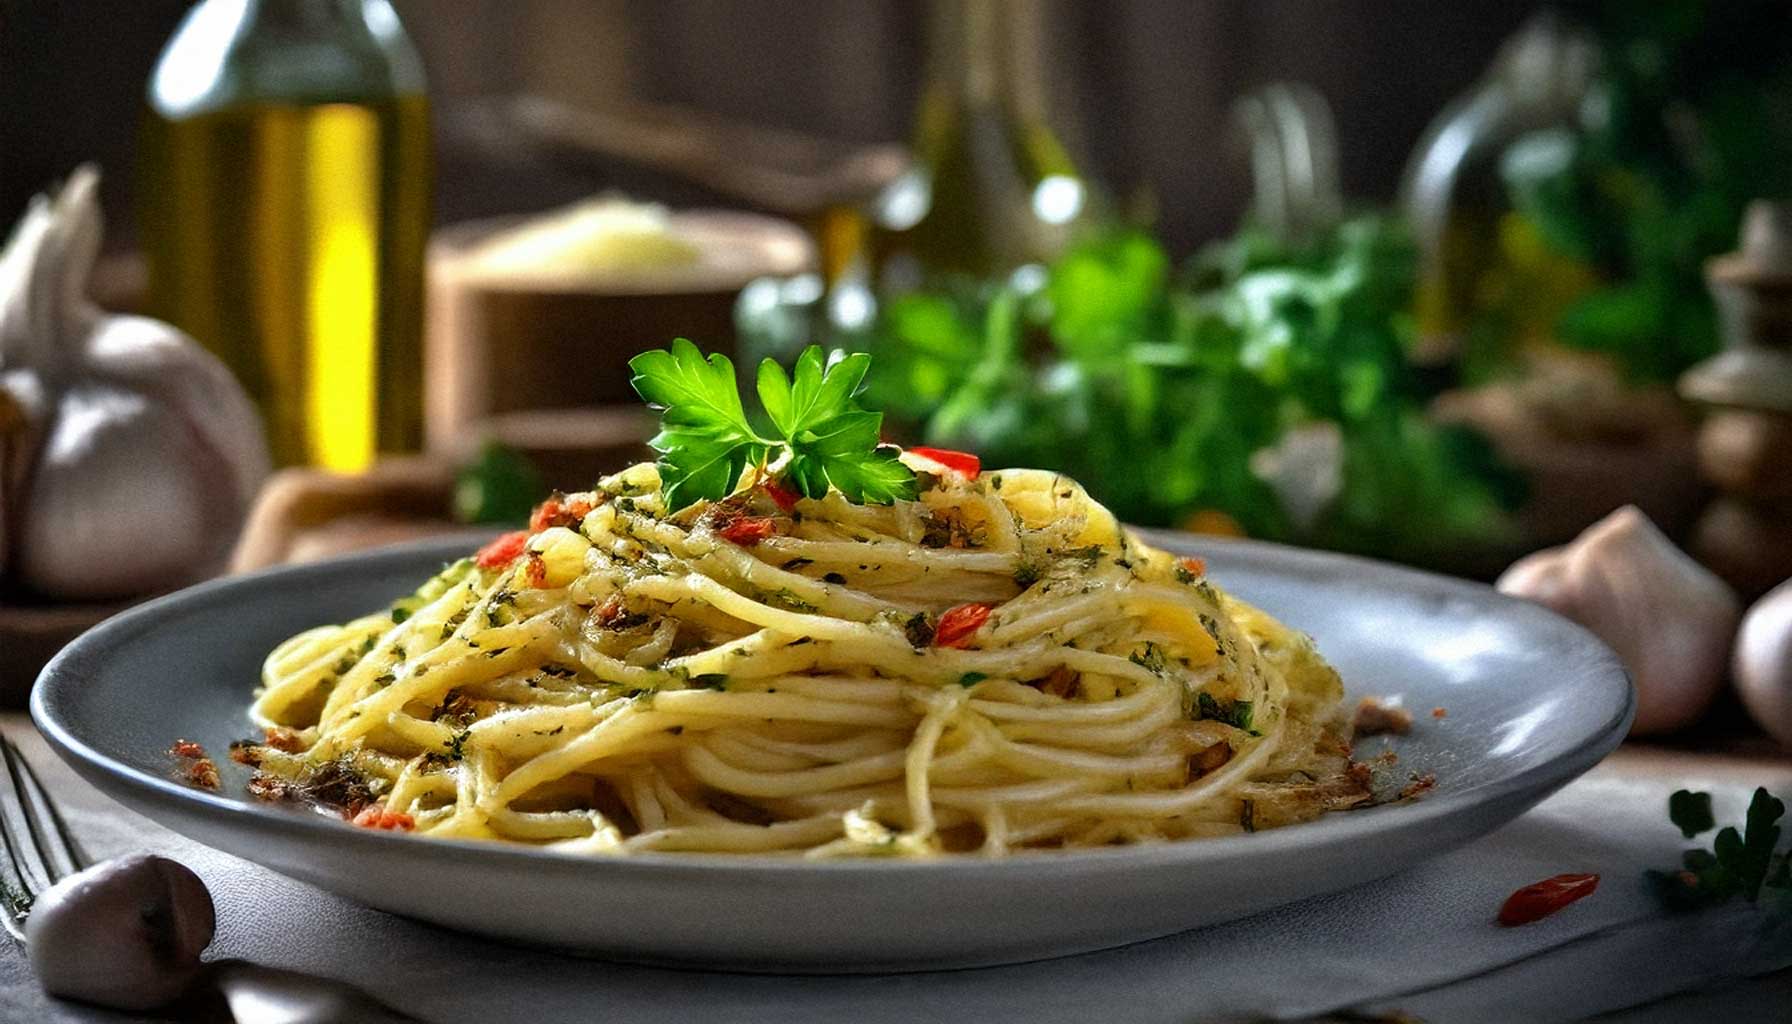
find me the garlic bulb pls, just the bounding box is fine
[1497,506,1740,735]
[1735,579,1792,747]
[0,166,267,600]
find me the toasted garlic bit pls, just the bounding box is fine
[1498,506,1740,735]
[26,854,216,1011]
[1735,579,1792,748]
[0,165,268,600]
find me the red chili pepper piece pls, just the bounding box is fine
[1498,873,1599,926]
[909,446,981,478]
[718,516,778,546]
[934,602,994,648]
[1180,556,1206,576]
[763,480,802,511]
[530,496,595,533]
[350,805,415,831]
[474,530,529,568]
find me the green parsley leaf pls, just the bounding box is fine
[1651,786,1790,911]
[1669,789,1716,839]
[630,339,916,511]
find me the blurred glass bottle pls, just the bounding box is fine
[1400,11,1598,380]
[867,0,1095,290]
[140,0,430,470]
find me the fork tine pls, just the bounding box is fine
[0,739,46,940]
[0,736,80,894]
[5,737,87,875]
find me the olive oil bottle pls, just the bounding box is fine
[868,0,1095,288]
[140,0,430,470]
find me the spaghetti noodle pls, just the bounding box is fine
[238,455,1370,856]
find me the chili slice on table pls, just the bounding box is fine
[1498,873,1599,926]
[475,530,529,568]
[908,446,981,478]
[934,602,994,648]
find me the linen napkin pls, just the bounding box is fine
[3,723,1788,1024]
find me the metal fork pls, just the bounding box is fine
[0,732,87,942]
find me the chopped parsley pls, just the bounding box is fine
[958,672,988,688]
[1196,691,1257,733]
[1129,642,1168,675]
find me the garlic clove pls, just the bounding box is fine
[17,382,237,599]
[1497,506,1741,735]
[26,854,215,1011]
[1735,578,1792,748]
[1,165,269,601]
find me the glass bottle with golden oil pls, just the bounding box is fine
[865,0,1097,291]
[140,0,430,470]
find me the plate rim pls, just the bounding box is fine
[31,530,1634,880]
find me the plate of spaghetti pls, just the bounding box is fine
[33,343,1632,969]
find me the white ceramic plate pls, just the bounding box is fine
[32,532,1632,971]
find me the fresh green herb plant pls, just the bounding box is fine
[453,440,546,525]
[1651,787,1791,911]
[629,338,916,511]
[800,220,1520,565]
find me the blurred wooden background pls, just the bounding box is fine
[2,0,1537,255]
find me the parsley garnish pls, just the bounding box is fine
[1196,691,1257,733]
[1651,787,1790,910]
[628,339,917,511]
[958,672,988,688]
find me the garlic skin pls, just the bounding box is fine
[0,166,267,600]
[1498,506,1741,735]
[26,854,216,1011]
[1735,579,1792,747]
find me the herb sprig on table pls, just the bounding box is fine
[1651,787,1791,911]
[629,338,916,512]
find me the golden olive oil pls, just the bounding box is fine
[140,94,430,470]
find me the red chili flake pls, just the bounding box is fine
[1432,707,1448,719]
[763,480,802,511]
[718,516,778,546]
[350,805,416,832]
[934,602,994,648]
[169,739,206,759]
[908,446,981,478]
[263,727,304,753]
[594,593,628,627]
[1180,556,1207,577]
[186,758,220,791]
[530,495,595,533]
[1498,873,1599,926]
[524,553,548,588]
[474,530,529,568]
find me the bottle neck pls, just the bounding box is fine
[921,0,1049,117]
[240,0,367,28]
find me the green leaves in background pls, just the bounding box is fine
[840,219,1519,562]
[454,440,546,525]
